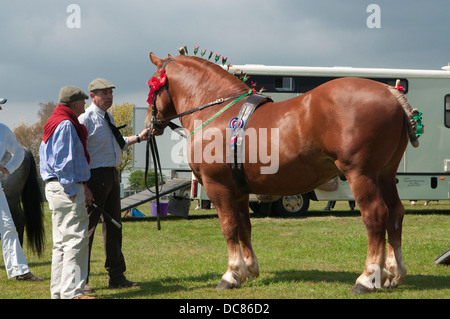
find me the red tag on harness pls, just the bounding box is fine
[147,68,167,105]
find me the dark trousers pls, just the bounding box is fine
[86,167,126,281]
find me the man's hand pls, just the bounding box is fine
[140,127,150,141]
[84,184,94,207]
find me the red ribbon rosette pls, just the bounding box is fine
[147,68,167,105]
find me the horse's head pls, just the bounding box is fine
[145,52,176,136]
[145,50,251,137]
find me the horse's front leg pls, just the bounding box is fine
[237,195,259,282]
[207,186,248,289]
[216,234,247,290]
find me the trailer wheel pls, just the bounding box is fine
[273,194,310,217]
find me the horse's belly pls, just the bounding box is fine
[244,156,338,196]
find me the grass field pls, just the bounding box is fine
[0,199,449,300]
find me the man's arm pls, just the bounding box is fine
[1,127,25,175]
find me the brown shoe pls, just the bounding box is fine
[16,272,44,281]
[73,294,95,299]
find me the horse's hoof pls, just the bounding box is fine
[351,283,375,294]
[216,279,238,290]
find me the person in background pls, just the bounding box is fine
[40,87,94,299]
[322,200,356,211]
[0,98,43,282]
[79,78,149,292]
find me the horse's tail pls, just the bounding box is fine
[387,86,422,148]
[21,150,45,257]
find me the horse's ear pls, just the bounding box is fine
[149,52,164,67]
[168,53,172,58]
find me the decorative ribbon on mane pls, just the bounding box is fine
[394,79,405,93]
[42,103,90,163]
[147,68,167,105]
[413,110,424,137]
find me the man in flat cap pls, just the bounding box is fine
[40,86,94,299]
[79,78,149,292]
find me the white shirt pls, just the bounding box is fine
[78,103,129,169]
[0,123,24,175]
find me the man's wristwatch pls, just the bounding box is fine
[136,134,141,143]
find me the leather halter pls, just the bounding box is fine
[149,58,174,132]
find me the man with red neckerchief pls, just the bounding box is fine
[40,86,94,299]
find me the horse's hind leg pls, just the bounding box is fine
[346,173,390,293]
[379,127,408,289]
[380,175,407,288]
[379,141,408,288]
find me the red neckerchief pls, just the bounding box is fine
[42,103,90,163]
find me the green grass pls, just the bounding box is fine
[1,200,449,299]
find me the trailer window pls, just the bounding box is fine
[239,74,408,94]
[445,95,450,128]
[275,77,295,91]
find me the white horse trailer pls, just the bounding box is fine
[132,64,450,216]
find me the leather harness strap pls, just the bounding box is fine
[230,94,272,194]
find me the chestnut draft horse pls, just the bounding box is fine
[145,52,421,293]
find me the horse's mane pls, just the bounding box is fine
[175,53,250,95]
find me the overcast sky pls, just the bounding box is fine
[1,0,449,129]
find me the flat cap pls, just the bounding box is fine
[59,86,89,104]
[88,78,116,92]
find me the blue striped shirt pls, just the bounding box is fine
[39,120,90,197]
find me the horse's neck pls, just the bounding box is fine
[172,68,246,129]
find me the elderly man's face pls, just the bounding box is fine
[71,99,86,117]
[91,89,113,111]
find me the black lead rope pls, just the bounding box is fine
[145,134,164,230]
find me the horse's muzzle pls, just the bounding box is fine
[149,116,166,136]
[152,125,165,136]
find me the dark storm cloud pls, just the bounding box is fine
[0,0,449,128]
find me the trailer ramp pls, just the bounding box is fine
[120,178,190,212]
